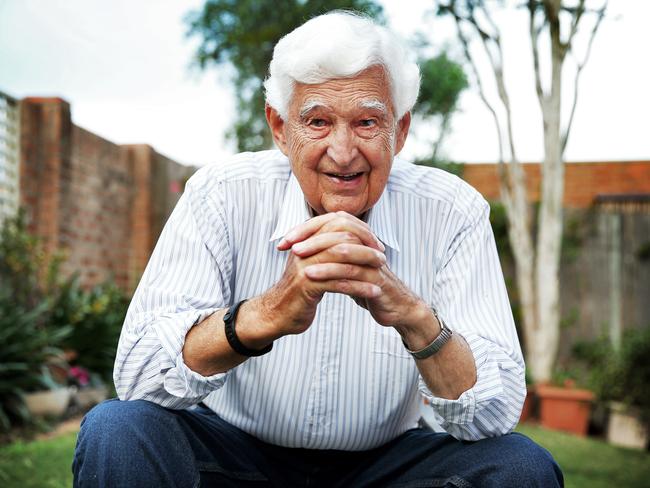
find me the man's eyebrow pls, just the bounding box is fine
[359,99,388,115]
[299,100,330,119]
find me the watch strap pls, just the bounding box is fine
[402,309,453,360]
[223,299,273,357]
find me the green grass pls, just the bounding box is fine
[0,432,76,488]
[0,425,648,487]
[516,424,650,488]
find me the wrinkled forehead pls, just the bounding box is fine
[289,66,395,117]
[298,98,389,119]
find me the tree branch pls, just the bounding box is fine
[528,0,545,104]
[562,1,607,154]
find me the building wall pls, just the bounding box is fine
[19,97,195,291]
[463,161,650,208]
[0,91,20,226]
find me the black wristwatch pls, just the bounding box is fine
[223,299,273,357]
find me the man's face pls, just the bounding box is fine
[267,66,410,217]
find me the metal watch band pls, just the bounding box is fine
[402,309,453,360]
[223,299,273,357]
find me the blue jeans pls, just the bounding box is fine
[73,399,563,487]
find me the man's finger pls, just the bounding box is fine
[277,213,338,250]
[304,263,380,283]
[278,211,384,251]
[311,278,382,299]
[312,242,386,268]
[291,231,361,257]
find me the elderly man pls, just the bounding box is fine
[74,11,562,488]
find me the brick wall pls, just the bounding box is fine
[463,161,650,208]
[19,97,195,292]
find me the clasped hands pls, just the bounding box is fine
[263,211,428,339]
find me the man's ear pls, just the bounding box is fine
[394,111,411,156]
[265,104,289,155]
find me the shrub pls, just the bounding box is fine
[573,329,650,425]
[50,277,128,383]
[0,285,71,431]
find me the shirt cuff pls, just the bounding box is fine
[154,308,230,398]
[418,331,500,426]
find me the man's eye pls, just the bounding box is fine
[359,119,377,128]
[309,119,327,128]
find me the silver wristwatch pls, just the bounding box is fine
[402,309,453,360]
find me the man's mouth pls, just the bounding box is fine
[326,172,364,182]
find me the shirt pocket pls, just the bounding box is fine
[371,325,412,359]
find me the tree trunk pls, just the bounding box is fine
[529,6,566,382]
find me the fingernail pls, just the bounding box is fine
[376,251,386,264]
[292,242,305,253]
[376,239,385,251]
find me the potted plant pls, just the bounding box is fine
[0,287,72,429]
[68,365,109,409]
[573,330,650,449]
[536,380,594,436]
[600,329,650,449]
[22,366,72,418]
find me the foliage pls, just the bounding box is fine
[413,52,468,163]
[0,209,63,310]
[573,329,650,425]
[0,286,71,432]
[636,241,650,262]
[488,201,512,258]
[415,52,468,117]
[413,157,464,177]
[0,212,73,430]
[0,212,126,430]
[49,277,128,383]
[185,0,383,151]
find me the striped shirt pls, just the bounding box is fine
[114,150,525,450]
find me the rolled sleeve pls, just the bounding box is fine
[420,191,526,439]
[419,332,525,440]
[114,173,233,409]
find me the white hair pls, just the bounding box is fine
[264,11,420,120]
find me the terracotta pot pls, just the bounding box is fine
[519,386,536,423]
[607,402,649,449]
[536,384,594,436]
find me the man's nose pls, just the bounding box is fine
[326,125,358,165]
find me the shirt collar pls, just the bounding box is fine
[270,172,401,252]
[270,173,312,242]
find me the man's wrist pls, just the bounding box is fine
[234,297,281,350]
[394,301,442,351]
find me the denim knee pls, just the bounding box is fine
[73,399,198,487]
[489,433,564,487]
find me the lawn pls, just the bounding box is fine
[0,431,76,487]
[0,424,648,487]
[517,424,650,488]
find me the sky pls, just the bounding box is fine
[0,0,648,167]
